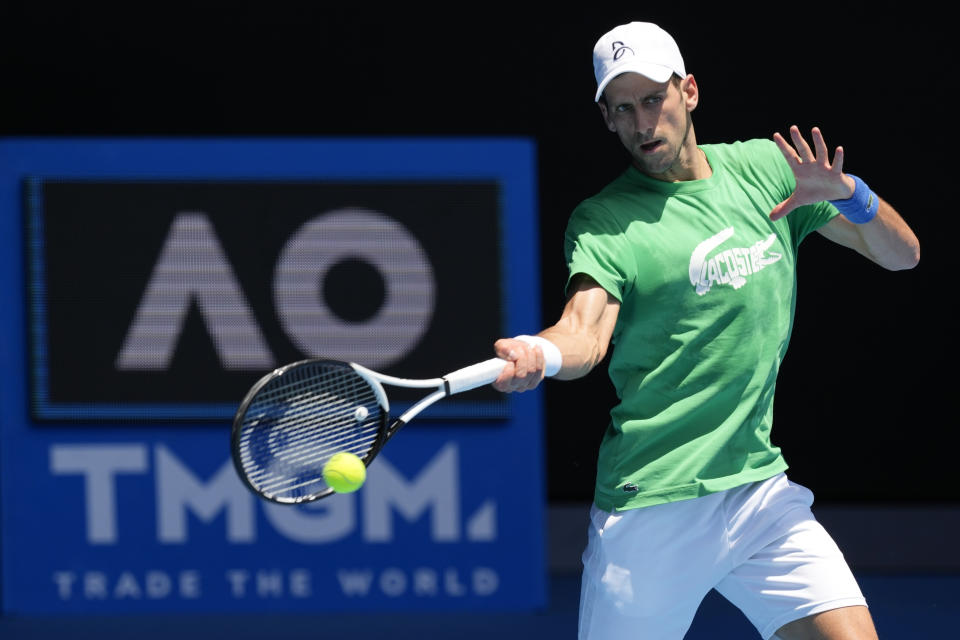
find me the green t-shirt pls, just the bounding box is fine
[564,138,838,512]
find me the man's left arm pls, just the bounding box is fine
[816,196,920,270]
[770,125,920,270]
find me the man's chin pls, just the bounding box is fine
[632,156,670,177]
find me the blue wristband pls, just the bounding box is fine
[829,174,878,224]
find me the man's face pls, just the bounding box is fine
[598,72,699,181]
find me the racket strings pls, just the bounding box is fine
[236,362,384,502]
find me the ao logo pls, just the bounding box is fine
[115,209,435,371]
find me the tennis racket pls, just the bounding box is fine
[231,345,559,504]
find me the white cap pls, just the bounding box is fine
[593,22,686,102]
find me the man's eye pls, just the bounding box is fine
[615,104,632,113]
[643,96,664,106]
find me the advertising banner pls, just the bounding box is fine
[0,138,546,614]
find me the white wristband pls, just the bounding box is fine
[513,335,562,377]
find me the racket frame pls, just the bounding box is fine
[230,359,391,504]
[231,356,509,504]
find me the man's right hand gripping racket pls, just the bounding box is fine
[231,337,561,504]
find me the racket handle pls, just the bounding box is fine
[444,357,509,395]
[514,335,562,377]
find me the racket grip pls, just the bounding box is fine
[444,357,509,395]
[514,335,562,377]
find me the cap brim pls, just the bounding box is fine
[594,63,677,102]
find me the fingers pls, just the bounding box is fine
[773,128,809,167]
[790,125,816,163]
[832,145,845,174]
[772,131,794,161]
[770,125,852,220]
[810,127,829,164]
[492,338,545,393]
[769,197,796,221]
[775,125,838,168]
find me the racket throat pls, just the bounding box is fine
[387,417,408,437]
[396,388,448,424]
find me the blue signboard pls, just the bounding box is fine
[0,138,546,614]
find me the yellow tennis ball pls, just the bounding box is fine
[322,452,366,493]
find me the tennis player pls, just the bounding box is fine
[494,21,919,640]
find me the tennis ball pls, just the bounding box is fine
[322,451,366,493]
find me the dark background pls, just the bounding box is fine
[2,3,951,504]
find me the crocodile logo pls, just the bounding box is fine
[689,227,782,295]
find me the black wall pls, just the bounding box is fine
[2,3,951,503]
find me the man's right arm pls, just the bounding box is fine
[492,274,621,393]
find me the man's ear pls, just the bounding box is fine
[681,74,699,112]
[598,101,616,132]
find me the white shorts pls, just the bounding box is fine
[578,473,866,639]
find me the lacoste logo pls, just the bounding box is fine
[623,483,639,493]
[688,227,782,295]
[611,40,634,61]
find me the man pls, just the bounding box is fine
[493,21,919,640]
